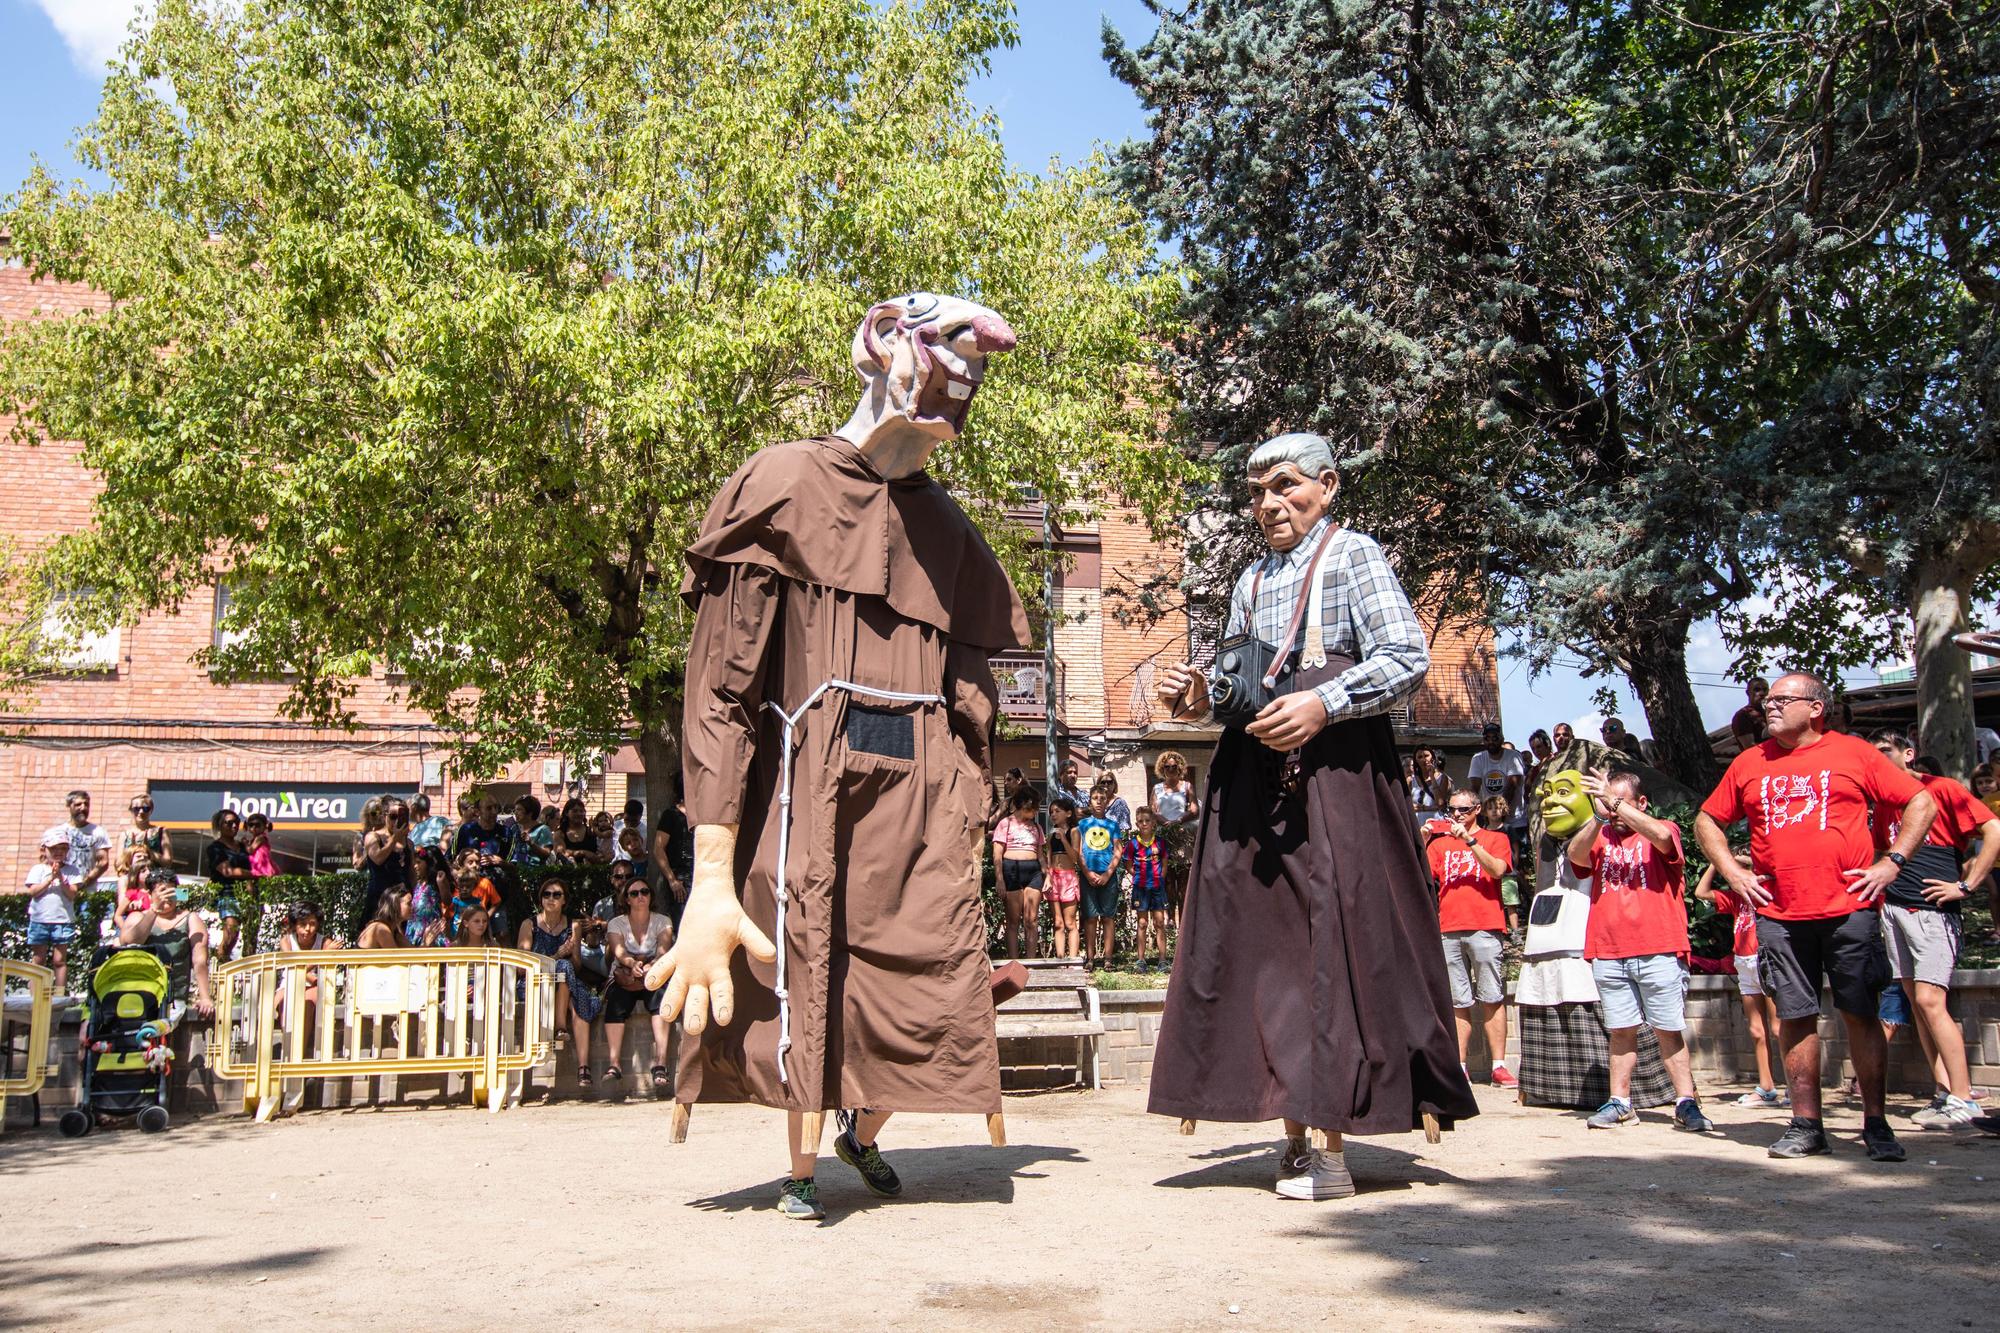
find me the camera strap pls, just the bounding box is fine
[1246,525,1339,692]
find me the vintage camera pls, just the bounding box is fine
[1206,633,1291,726]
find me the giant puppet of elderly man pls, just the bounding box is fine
[1150,432,1478,1201]
[645,294,1030,1222]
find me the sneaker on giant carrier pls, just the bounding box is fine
[777,1177,825,1220]
[835,1128,904,1198]
[1276,1148,1355,1200]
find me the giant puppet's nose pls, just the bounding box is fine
[969,313,1017,355]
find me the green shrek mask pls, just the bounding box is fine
[1540,770,1595,839]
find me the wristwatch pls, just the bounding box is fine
[1886,851,1907,868]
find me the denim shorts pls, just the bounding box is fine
[1877,980,1911,1026]
[1081,871,1122,920]
[1591,953,1689,1032]
[1442,930,1506,1007]
[26,921,78,948]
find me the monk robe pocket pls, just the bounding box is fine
[845,705,915,761]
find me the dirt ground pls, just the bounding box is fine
[3,1081,1995,1331]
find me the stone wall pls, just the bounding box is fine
[1000,975,2000,1096]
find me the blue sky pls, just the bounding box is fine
[1,0,1860,741]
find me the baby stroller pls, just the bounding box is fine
[59,946,175,1136]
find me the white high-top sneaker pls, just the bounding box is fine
[1277,1148,1355,1200]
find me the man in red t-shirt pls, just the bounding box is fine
[1426,794,1517,1088]
[1868,729,2000,1129]
[1695,672,1936,1163]
[1565,770,1710,1132]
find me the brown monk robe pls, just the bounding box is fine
[675,434,1030,1113]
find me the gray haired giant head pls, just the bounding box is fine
[1246,431,1338,479]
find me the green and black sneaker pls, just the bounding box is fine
[834,1129,903,1198]
[777,1176,825,1220]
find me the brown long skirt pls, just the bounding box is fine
[1148,709,1479,1135]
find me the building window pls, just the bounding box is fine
[212,581,249,653]
[39,589,119,672]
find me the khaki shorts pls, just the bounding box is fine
[1881,906,1961,989]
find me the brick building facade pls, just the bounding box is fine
[991,495,1500,812]
[4,258,1502,880]
[0,264,624,880]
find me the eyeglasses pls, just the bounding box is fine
[626,889,649,899]
[1448,805,1479,814]
[130,803,153,813]
[1763,695,1816,711]
[540,889,565,900]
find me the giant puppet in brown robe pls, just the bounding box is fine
[646,294,1028,1208]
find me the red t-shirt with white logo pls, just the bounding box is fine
[1428,828,1512,933]
[1871,773,1992,852]
[1573,823,1688,960]
[1709,887,1761,958]
[1699,730,1925,921]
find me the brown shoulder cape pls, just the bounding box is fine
[682,436,1030,652]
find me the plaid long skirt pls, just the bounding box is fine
[1517,1003,1678,1110]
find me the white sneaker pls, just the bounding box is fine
[1276,1148,1355,1200]
[1937,1096,1981,1129]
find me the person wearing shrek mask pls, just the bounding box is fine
[1513,771,1679,1113]
[646,295,1028,1222]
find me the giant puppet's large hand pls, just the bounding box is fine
[644,824,776,1034]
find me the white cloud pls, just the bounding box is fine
[30,0,147,73]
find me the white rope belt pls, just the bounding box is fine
[766,678,946,1084]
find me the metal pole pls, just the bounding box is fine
[1043,502,1058,806]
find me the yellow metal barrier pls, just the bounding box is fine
[1,960,59,1135]
[213,947,556,1122]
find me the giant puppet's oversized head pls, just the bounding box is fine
[1539,770,1595,839]
[850,293,1018,443]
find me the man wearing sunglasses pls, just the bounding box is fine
[1427,795,1518,1090]
[1696,671,1936,1162]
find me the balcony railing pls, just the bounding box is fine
[992,652,1063,723]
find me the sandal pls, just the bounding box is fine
[650,1064,670,1096]
[605,1064,623,1084]
[577,1066,593,1087]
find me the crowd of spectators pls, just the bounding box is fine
[1427,674,2000,1154]
[9,780,702,1102]
[985,753,1203,973]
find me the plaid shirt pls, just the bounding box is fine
[1224,517,1429,721]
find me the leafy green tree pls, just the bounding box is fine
[1,0,1181,818]
[1106,0,1767,787]
[1698,0,2000,775]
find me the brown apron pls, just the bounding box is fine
[1148,653,1479,1134]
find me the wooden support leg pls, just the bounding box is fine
[1422,1111,1442,1145]
[1178,1118,1197,1136]
[987,1111,1007,1147]
[800,1110,824,1157]
[669,1101,691,1144]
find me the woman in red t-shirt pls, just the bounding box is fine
[1695,853,1784,1107]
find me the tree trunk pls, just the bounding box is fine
[1622,620,1721,795]
[635,705,684,897]
[1910,554,1976,779]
